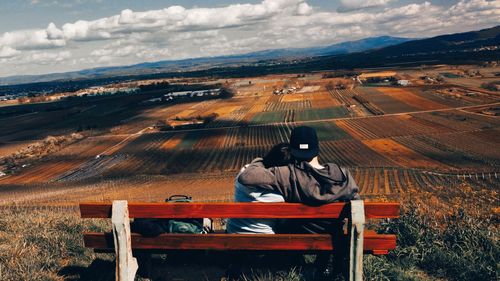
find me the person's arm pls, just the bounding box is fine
[237,158,277,187]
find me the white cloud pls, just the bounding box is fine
[0,46,20,58]
[296,2,313,15]
[338,0,394,12]
[28,50,72,64]
[0,0,499,77]
[0,24,66,50]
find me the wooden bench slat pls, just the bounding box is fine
[83,232,396,252]
[80,202,399,219]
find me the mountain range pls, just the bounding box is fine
[0,36,410,85]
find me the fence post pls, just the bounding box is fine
[349,200,365,281]
[112,200,138,281]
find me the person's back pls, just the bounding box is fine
[226,143,290,234]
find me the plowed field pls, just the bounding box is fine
[362,138,448,169]
[377,87,447,110]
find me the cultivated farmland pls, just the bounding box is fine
[0,67,498,214]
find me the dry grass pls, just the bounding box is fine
[0,206,110,281]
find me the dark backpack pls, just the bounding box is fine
[131,195,204,237]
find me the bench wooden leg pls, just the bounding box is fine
[348,200,365,281]
[112,200,138,281]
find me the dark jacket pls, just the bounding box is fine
[238,158,360,206]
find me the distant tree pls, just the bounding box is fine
[219,86,235,99]
[325,82,334,91]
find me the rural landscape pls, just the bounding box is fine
[1,65,499,209]
[0,1,499,280]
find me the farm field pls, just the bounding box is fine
[0,135,127,184]
[376,87,447,111]
[0,66,498,213]
[362,138,447,169]
[356,87,421,113]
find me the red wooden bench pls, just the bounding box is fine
[80,200,399,281]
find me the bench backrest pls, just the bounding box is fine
[80,202,400,219]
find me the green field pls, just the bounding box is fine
[251,111,285,124]
[306,121,352,141]
[295,107,349,121]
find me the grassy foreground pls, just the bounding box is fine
[0,204,497,281]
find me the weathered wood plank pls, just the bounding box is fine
[111,201,138,281]
[349,200,365,281]
[83,232,396,252]
[80,202,399,219]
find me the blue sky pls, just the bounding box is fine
[0,0,498,77]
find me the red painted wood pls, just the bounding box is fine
[83,232,396,252]
[80,202,399,219]
[371,250,389,255]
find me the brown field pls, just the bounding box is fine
[310,91,343,108]
[359,71,397,79]
[0,135,126,184]
[171,109,197,119]
[160,133,185,150]
[357,87,419,113]
[281,94,305,102]
[209,105,241,116]
[376,87,446,110]
[194,130,226,149]
[362,138,449,169]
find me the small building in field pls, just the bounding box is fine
[397,80,411,86]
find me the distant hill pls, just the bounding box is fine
[310,25,500,69]
[0,36,410,86]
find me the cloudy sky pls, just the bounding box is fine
[0,0,498,77]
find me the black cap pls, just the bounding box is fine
[290,126,319,160]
